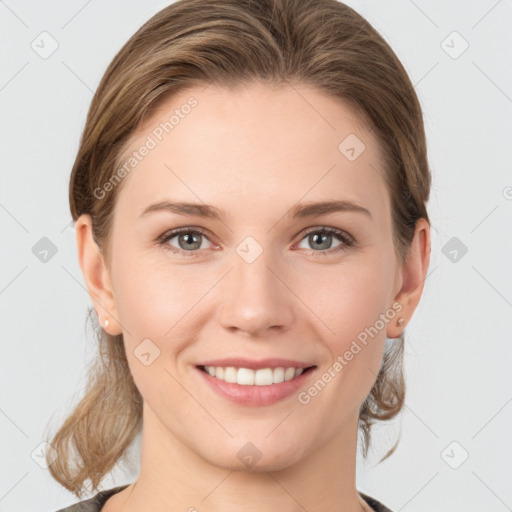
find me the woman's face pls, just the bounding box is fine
[97,83,410,470]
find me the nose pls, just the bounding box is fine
[217,242,295,338]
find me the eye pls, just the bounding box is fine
[157,226,355,257]
[158,227,215,256]
[296,227,354,255]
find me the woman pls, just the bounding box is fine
[48,0,431,510]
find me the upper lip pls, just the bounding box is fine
[197,358,315,370]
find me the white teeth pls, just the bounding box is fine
[273,367,285,383]
[237,368,255,385]
[224,366,237,383]
[203,365,308,386]
[284,367,296,381]
[254,368,273,386]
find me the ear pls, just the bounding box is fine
[75,214,122,335]
[386,217,431,339]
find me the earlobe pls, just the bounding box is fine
[387,218,431,339]
[75,214,121,335]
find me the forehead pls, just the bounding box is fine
[113,82,390,224]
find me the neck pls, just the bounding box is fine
[117,403,369,512]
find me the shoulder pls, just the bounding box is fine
[359,491,395,512]
[54,485,130,512]
[54,485,391,512]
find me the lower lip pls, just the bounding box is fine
[195,366,316,407]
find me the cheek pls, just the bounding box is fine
[296,254,395,344]
[110,257,205,405]
[337,263,397,401]
[294,254,394,400]
[111,247,210,336]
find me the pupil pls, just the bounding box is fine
[180,233,200,250]
[311,232,331,250]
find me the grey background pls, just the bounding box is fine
[1,1,511,511]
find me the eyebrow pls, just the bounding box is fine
[139,199,371,220]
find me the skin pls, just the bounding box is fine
[76,82,430,512]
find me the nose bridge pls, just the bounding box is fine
[234,234,276,292]
[217,233,294,335]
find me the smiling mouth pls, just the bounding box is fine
[197,365,316,386]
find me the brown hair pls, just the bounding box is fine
[45,0,430,498]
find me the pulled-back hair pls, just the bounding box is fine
[45,0,431,498]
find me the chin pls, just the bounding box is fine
[202,436,307,473]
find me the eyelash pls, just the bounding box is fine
[156,226,355,258]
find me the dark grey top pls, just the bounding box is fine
[55,484,394,511]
